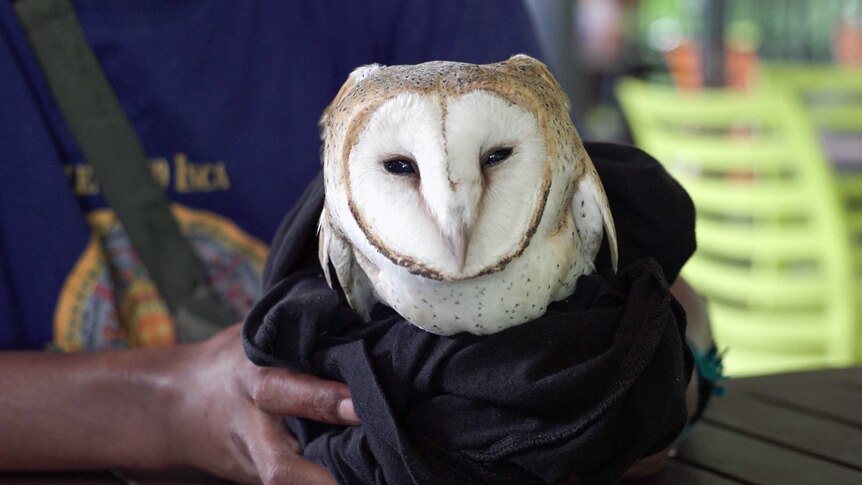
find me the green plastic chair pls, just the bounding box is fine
[761,64,862,133]
[616,79,858,376]
[763,64,862,360]
[762,64,862,284]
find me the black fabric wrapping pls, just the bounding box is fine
[244,143,696,484]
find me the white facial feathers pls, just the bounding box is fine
[318,56,618,335]
[345,90,548,279]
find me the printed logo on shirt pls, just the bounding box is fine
[64,153,232,196]
[53,204,267,351]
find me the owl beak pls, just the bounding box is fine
[445,223,470,272]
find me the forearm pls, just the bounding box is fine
[0,346,189,471]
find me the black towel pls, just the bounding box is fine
[243,143,696,484]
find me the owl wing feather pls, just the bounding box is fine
[572,169,619,273]
[318,207,335,289]
[318,207,378,321]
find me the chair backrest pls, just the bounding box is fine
[616,79,858,376]
[762,64,862,134]
[762,64,862,285]
[764,64,862,372]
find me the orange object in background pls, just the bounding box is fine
[664,21,760,92]
[726,43,759,91]
[835,20,862,66]
[664,41,759,91]
[664,41,703,90]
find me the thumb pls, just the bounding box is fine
[250,368,360,425]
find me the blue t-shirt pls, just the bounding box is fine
[0,0,541,349]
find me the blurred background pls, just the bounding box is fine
[524,0,862,376]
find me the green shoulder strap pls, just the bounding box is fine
[15,0,237,342]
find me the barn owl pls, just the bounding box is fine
[318,54,618,336]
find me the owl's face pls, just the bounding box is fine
[346,89,549,279]
[322,56,575,282]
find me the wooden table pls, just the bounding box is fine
[5,366,861,484]
[633,366,862,484]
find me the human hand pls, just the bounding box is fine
[168,324,359,484]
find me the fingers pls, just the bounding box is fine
[250,367,360,425]
[218,322,359,425]
[245,410,338,485]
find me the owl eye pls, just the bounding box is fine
[383,158,417,175]
[484,147,513,167]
